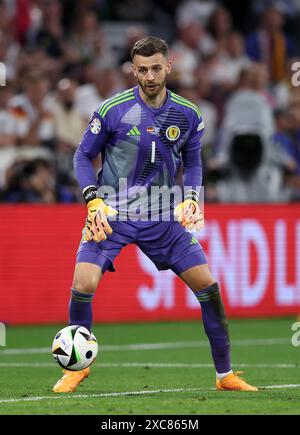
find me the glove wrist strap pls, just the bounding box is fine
[184,189,199,203]
[83,185,99,205]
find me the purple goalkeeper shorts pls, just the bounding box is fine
[76,220,207,275]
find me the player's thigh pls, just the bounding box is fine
[179,264,216,291]
[72,262,103,294]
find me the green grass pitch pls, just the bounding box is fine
[0,317,300,415]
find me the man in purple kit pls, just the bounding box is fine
[53,36,257,393]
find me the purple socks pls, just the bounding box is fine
[69,288,93,331]
[68,283,231,374]
[194,282,231,374]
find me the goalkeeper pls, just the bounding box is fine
[53,36,257,393]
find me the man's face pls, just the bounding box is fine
[132,53,172,97]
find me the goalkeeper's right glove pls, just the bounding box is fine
[174,199,204,232]
[83,186,118,242]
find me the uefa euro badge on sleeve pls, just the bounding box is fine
[90,118,101,135]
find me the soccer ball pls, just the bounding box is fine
[52,325,98,371]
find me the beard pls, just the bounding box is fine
[138,75,167,98]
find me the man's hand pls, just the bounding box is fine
[174,199,204,231]
[85,198,118,242]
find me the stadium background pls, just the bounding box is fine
[0,0,299,325]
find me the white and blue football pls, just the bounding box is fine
[52,325,98,371]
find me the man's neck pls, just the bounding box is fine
[138,86,167,109]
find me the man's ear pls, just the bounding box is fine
[131,63,137,78]
[166,59,172,75]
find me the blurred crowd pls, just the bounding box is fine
[0,0,300,203]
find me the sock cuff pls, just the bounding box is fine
[71,288,94,302]
[194,282,220,301]
[216,370,233,379]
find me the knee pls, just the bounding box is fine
[72,264,102,294]
[72,279,98,294]
[72,274,99,294]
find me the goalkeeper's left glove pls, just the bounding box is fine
[174,194,204,232]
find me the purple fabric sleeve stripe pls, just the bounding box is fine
[73,145,98,191]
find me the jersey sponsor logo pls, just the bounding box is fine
[90,117,101,134]
[166,125,180,141]
[197,120,204,131]
[147,126,160,136]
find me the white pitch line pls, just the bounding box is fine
[1,384,300,405]
[262,384,300,390]
[0,337,290,356]
[0,388,202,404]
[0,362,297,369]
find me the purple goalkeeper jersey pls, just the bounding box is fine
[74,86,204,220]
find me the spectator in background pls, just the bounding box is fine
[52,78,86,186]
[275,104,300,200]
[74,63,103,122]
[8,73,55,148]
[194,68,218,154]
[246,62,277,108]
[223,32,252,83]
[0,0,9,31]
[91,68,122,101]
[219,64,275,146]
[11,0,32,45]
[208,6,233,51]
[118,26,147,66]
[171,19,215,86]
[179,68,218,153]
[246,5,297,84]
[195,34,251,124]
[208,63,289,203]
[0,83,17,188]
[53,78,86,149]
[273,108,297,169]
[16,47,63,92]
[1,158,56,203]
[204,32,251,92]
[177,79,218,192]
[120,61,139,90]
[75,66,123,121]
[0,29,19,82]
[176,0,217,27]
[31,0,64,58]
[72,8,116,68]
[0,83,16,148]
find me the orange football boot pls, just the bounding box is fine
[53,367,90,393]
[216,372,258,391]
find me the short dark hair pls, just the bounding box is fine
[131,36,168,61]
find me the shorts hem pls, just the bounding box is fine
[76,250,115,273]
[170,249,207,275]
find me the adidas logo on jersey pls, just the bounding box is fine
[127,126,141,136]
